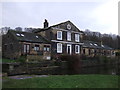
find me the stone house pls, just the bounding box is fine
[33,20,84,58]
[100,44,115,57]
[2,30,51,60]
[82,41,115,57]
[2,20,115,60]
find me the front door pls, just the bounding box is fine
[67,44,72,54]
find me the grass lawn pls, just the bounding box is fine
[1,58,18,63]
[1,57,26,63]
[2,75,119,88]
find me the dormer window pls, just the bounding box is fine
[16,33,24,37]
[75,34,80,42]
[101,45,104,47]
[57,31,62,40]
[67,32,71,41]
[36,36,39,38]
[21,34,24,37]
[94,44,98,46]
[16,33,20,36]
[90,43,93,45]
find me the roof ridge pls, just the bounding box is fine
[50,20,70,27]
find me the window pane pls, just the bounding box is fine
[75,34,80,42]
[37,47,39,51]
[27,45,30,53]
[58,32,61,38]
[47,47,50,51]
[57,31,62,40]
[67,32,71,41]
[24,45,26,53]
[57,43,62,53]
[34,45,39,51]
[44,47,46,51]
[34,47,36,51]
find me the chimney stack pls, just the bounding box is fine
[44,19,49,28]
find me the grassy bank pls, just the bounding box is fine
[2,75,119,88]
[2,56,26,63]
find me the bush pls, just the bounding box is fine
[59,54,81,74]
[79,54,87,60]
[116,52,120,56]
[17,56,26,63]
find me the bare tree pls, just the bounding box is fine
[0,27,10,35]
[15,27,22,31]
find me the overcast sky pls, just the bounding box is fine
[1,0,119,35]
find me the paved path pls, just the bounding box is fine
[8,75,49,79]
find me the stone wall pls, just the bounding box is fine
[2,59,120,76]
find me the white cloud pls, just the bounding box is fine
[92,0,118,34]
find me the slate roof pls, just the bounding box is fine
[101,45,113,50]
[82,41,113,50]
[32,20,84,33]
[82,41,101,49]
[8,30,50,43]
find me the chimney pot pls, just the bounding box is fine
[44,19,49,28]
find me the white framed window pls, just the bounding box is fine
[57,31,62,40]
[75,34,80,42]
[57,43,62,53]
[75,45,80,54]
[67,32,71,41]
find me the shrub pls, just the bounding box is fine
[99,56,110,64]
[79,54,87,60]
[17,55,26,63]
[59,54,81,74]
[116,52,120,56]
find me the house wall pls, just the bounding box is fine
[20,42,51,60]
[2,33,22,59]
[82,47,114,57]
[51,29,82,58]
[36,25,83,58]
[2,32,51,60]
[82,48,89,56]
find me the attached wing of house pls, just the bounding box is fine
[8,30,50,43]
[2,30,51,60]
[82,40,115,57]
